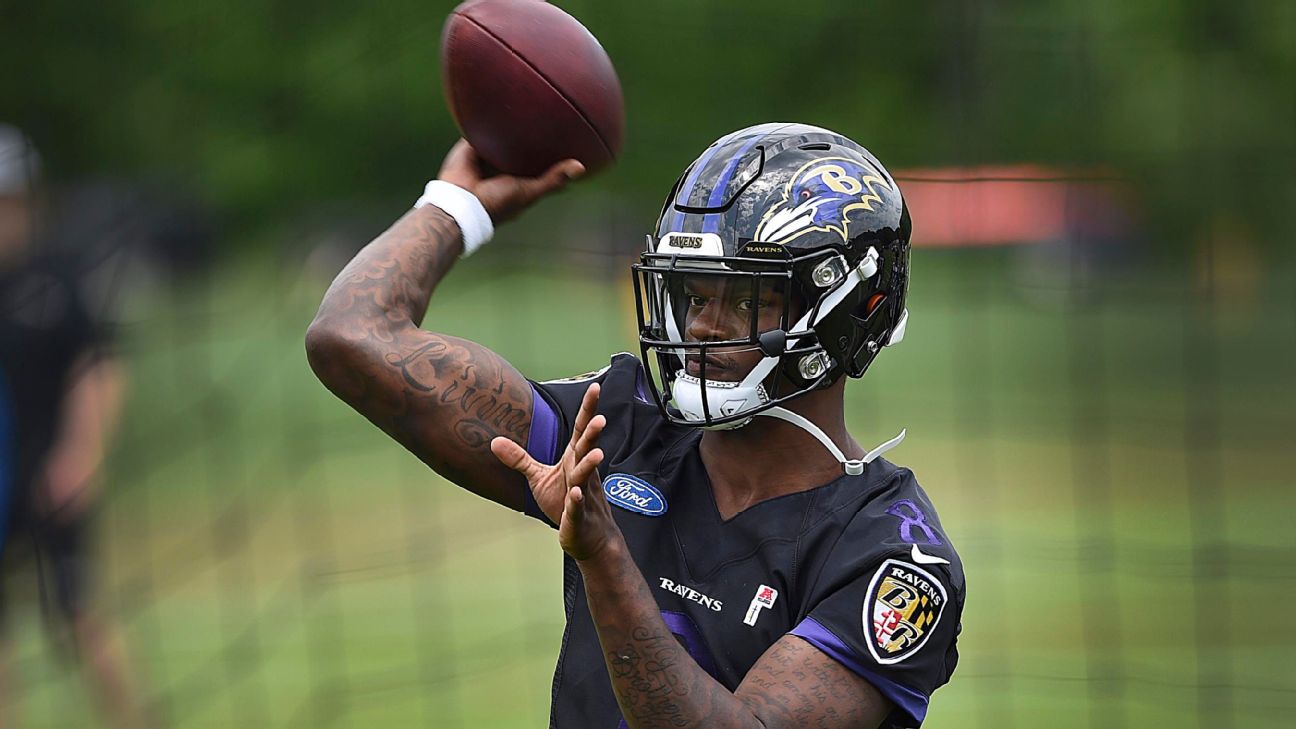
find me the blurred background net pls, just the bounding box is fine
[2,0,1293,726]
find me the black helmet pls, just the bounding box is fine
[633,122,911,431]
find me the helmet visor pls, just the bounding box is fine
[637,258,793,366]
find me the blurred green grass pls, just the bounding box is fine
[7,249,1293,727]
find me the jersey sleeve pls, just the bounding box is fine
[522,353,651,526]
[789,469,965,728]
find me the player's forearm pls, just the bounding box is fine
[579,541,765,729]
[40,356,125,507]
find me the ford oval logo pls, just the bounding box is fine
[602,474,668,517]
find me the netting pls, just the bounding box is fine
[2,1,1294,727]
[4,218,1289,727]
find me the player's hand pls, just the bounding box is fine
[438,139,585,224]
[490,383,621,561]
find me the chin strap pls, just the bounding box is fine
[758,407,906,476]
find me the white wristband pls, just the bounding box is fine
[413,180,494,256]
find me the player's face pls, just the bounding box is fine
[680,275,786,382]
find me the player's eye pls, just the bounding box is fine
[686,294,707,308]
[736,298,755,312]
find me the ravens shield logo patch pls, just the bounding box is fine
[864,559,948,665]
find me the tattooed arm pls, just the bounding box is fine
[306,141,583,510]
[492,385,896,728]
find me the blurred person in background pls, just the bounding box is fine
[0,124,149,728]
[309,124,964,728]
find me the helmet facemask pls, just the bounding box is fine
[633,237,872,429]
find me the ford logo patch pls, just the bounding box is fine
[602,474,668,516]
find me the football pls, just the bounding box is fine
[441,0,625,177]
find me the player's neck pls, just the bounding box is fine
[699,383,861,521]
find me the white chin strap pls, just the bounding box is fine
[661,243,909,473]
[671,373,906,475]
[757,407,905,476]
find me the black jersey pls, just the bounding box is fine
[524,353,965,729]
[0,255,100,543]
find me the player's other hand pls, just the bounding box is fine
[490,383,620,562]
[438,139,585,224]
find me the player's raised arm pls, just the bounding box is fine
[305,141,583,510]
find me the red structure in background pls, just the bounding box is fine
[896,166,1134,248]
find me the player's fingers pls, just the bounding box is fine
[570,383,601,444]
[564,485,584,527]
[519,159,585,200]
[569,447,604,489]
[572,414,605,460]
[490,436,545,481]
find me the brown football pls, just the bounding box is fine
[440,0,625,177]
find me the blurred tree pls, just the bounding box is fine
[1,0,1291,255]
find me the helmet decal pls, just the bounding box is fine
[754,157,894,244]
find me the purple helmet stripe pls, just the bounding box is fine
[669,128,747,231]
[700,130,771,234]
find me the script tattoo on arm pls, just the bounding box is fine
[580,543,894,728]
[734,637,893,728]
[306,206,533,510]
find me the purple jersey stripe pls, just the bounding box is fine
[526,384,561,465]
[790,617,930,725]
[660,610,720,678]
[523,385,561,523]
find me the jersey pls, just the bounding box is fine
[524,353,965,729]
[0,255,100,546]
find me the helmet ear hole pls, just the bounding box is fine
[865,293,886,316]
[852,294,887,326]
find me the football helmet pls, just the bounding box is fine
[633,123,911,471]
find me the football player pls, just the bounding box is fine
[0,125,148,727]
[308,123,964,728]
